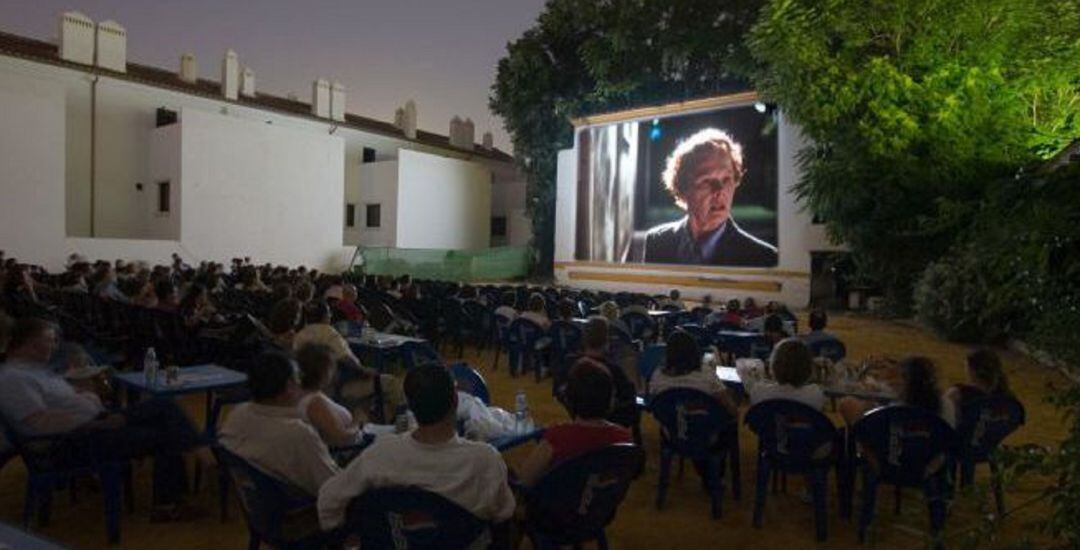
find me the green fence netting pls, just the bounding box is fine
[352,246,531,281]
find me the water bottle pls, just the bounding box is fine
[143,347,158,387]
[394,405,411,434]
[514,389,530,434]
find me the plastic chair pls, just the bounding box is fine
[714,331,768,359]
[344,488,492,549]
[2,422,129,545]
[954,395,1025,517]
[807,338,847,362]
[851,406,957,546]
[450,362,491,405]
[214,447,328,550]
[636,344,666,392]
[675,324,713,349]
[507,318,546,380]
[548,320,583,381]
[649,389,740,518]
[523,444,645,549]
[399,341,443,370]
[491,313,513,371]
[620,311,657,343]
[462,300,496,351]
[744,399,839,541]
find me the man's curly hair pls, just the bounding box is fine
[661,128,745,209]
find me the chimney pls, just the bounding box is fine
[179,53,198,84]
[482,131,494,150]
[311,78,330,118]
[403,100,417,139]
[240,67,256,97]
[58,12,95,66]
[94,19,126,72]
[330,81,346,121]
[394,107,406,129]
[462,118,475,150]
[450,116,463,147]
[221,50,239,100]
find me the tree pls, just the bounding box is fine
[747,0,1080,306]
[490,0,765,275]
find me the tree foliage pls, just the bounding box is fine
[748,0,1080,305]
[490,0,765,274]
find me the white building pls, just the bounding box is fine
[0,16,528,272]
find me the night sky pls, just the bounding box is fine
[0,0,548,153]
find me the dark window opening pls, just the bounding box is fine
[157,181,171,213]
[366,204,381,228]
[156,107,178,127]
[491,216,507,237]
[345,204,356,227]
[362,147,377,163]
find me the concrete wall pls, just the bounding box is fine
[554,112,844,306]
[178,108,346,268]
[395,149,491,250]
[353,160,400,248]
[145,123,181,240]
[0,81,66,267]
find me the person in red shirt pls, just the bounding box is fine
[517,358,632,486]
[334,284,365,323]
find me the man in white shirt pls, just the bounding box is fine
[318,365,515,531]
[219,351,340,496]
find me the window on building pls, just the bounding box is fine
[157,181,170,214]
[491,216,507,238]
[362,147,377,163]
[345,203,356,227]
[156,107,178,127]
[366,204,381,228]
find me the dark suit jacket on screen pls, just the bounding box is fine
[642,217,777,267]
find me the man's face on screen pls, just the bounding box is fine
[682,150,739,238]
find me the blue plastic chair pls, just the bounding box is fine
[491,313,513,371]
[851,406,957,546]
[507,318,546,380]
[548,320,583,381]
[714,330,769,359]
[345,488,492,549]
[215,447,328,550]
[808,338,847,362]
[744,399,839,541]
[954,395,1025,517]
[523,444,645,550]
[450,362,491,405]
[675,324,713,349]
[620,311,657,343]
[649,389,740,518]
[399,341,443,370]
[636,344,666,392]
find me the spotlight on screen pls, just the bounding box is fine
[754,102,767,113]
[649,119,662,141]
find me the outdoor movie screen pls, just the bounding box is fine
[574,101,778,268]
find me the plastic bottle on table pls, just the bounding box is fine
[394,405,411,434]
[143,347,159,387]
[514,389,532,434]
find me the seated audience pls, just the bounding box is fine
[494,292,518,323]
[178,283,218,328]
[946,348,1013,411]
[132,276,158,308]
[154,280,179,313]
[762,314,789,347]
[840,355,956,427]
[801,309,838,346]
[318,365,515,530]
[334,284,365,323]
[555,299,577,322]
[742,297,764,319]
[296,344,362,447]
[91,265,128,304]
[658,289,686,310]
[266,298,302,353]
[219,351,340,495]
[649,330,737,415]
[598,300,631,335]
[738,337,825,410]
[518,358,633,486]
[519,293,551,330]
[0,318,208,519]
[558,318,638,428]
[714,299,745,328]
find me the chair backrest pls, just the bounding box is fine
[549,321,583,362]
[744,399,837,470]
[807,338,847,362]
[527,444,644,545]
[346,487,490,550]
[713,331,768,359]
[619,311,656,341]
[668,310,696,328]
[636,344,666,386]
[508,317,545,348]
[449,362,490,405]
[956,395,1025,462]
[675,324,712,349]
[400,341,442,370]
[852,405,957,487]
[690,307,712,324]
[649,388,737,457]
[215,446,314,546]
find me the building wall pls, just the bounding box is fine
[145,123,181,240]
[353,160,400,248]
[0,80,66,267]
[553,113,844,306]
[178,108,347,269]
[395,149,491,250]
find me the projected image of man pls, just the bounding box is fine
[642,128,777,266]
